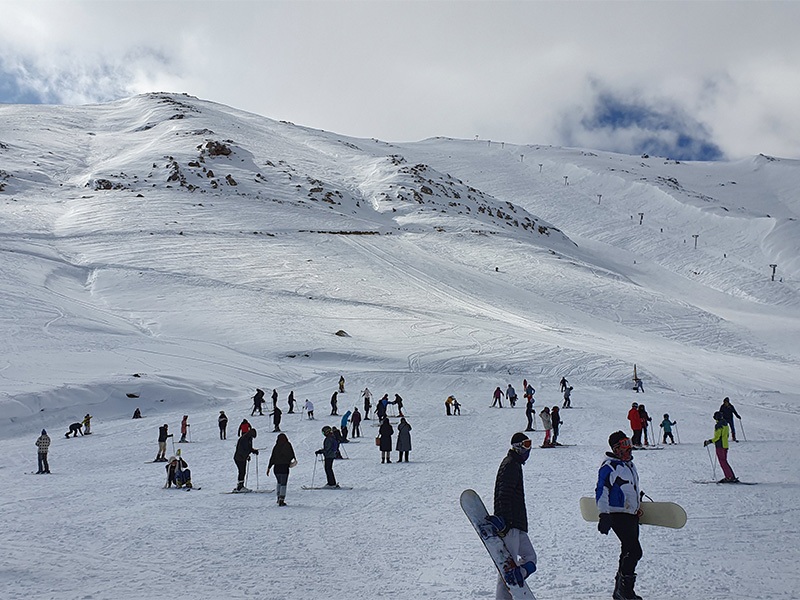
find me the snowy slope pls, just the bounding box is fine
[1,93,799,600]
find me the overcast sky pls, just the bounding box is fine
[2,1,799,160]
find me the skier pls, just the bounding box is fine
[361,387,372,419]
[330,391,339,416]
[452,396,461,415]
[379,417,394,463]
[65,422,83,438]
[351,407,362,438]
[287,390,296,414]
[634,378,644,393]
[340,410,351,441]
[218,411,229,440]
[445,395,453,416]
[267,432,296,506]
[331,427,345,458]
[233,428,259,491]
[179,415,189,443]
[596,431,643,600]
[393,394,405,417]
[132,407,142,419]
[660,414,676,444]
[376,394,389,421]
[627,403,643,447]
[165,455,192,488]
[638,404,652,446]
[396,417,412,462]
[155,424,172,462]
[551,406,562,446]
[315,426,339,487]
[719,397,742,442]
[304,399,314,420]
[82,413,93,435]
[525,394,535,432]
[488,432,537,599]
[539,407,553,447]
[338,375,345,393]
[251,389,265,416]
[562,386,573,409]
[506,384,517,408]
[523,381,535,403]
[491,386,505,408]
[238,419,251,437]
[35,429,51,474]
[271,388,278,411]
[270,405,283,433]
[704,412,738,483]
[559,376,569,393]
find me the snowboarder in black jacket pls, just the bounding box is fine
[234,429,258,491]
[489,432,537,598]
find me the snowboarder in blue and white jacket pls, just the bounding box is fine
[596,430,643,600]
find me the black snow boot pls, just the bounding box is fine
[613,573,642,600]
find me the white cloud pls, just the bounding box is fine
[1,0,799,158]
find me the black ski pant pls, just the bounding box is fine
[37,452,50,473]
[631,428,642,446]
[526,410,534,431]
[663,431,674,444]
[219,425,227,440]
[235,457,248,487]
[609,513,642,576]
[324,458,336,486]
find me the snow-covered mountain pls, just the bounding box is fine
[1,93,799,600]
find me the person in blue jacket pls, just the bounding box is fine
[596,431,643,600]
[719,397,741,442]
[340,410,352,441]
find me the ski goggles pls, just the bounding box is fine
[513,439,533,450]
[612,438,632,452]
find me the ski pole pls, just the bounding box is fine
[738,418,746,441]
[171,436,176,454]
[674,423,681,444]
[311,454,318,489]
[255,453,259,491]
[339,443,349,459]
[245,456,250,489]
[706,444,717,480]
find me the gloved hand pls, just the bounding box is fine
[315,449,323,455]
[598,513,612,535]
[485,515,508,537]
[703,440,711,447]
[253,449,259,455]
[504,561,536,587]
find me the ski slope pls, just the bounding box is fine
[1,93,799,599]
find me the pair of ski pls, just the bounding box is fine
[462,490,689,599]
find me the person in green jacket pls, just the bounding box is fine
[704,412,738,483]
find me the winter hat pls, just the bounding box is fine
[322,425,332,435]
[713,411,723,420]
[632,402,639,408]
[41,429,47,435]
[608,430,629,449]
[510,432,529,445]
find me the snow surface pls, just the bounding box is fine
[1,93,799,600]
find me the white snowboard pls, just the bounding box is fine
[580,497,686,529]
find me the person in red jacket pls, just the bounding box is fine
[627,402,643,447]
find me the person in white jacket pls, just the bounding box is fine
[595,431,643,600]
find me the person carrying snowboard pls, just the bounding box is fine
[36,429,51,474]
[65,422,83,438]
[234,428,258,491]
[506,384,517,408]
[267,432,296,506]
[704,412,738,483]
[251,389,265,416]
[315,426,339,487]
[155,424,172,461]
[218,411,229,440]
[719,397,741,442]
[660,414,676,444]
[627,403,643,447]
[487,432,537,599]
[596,431,643,600]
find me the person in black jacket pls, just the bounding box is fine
[719,397,742,442]
[489,432,537,599]
[155,424,172,461]
[267,433,296,506]
[218,411,229,440]
[233,429,258,491]
[251,389,265,416]
[379,417,394,463]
